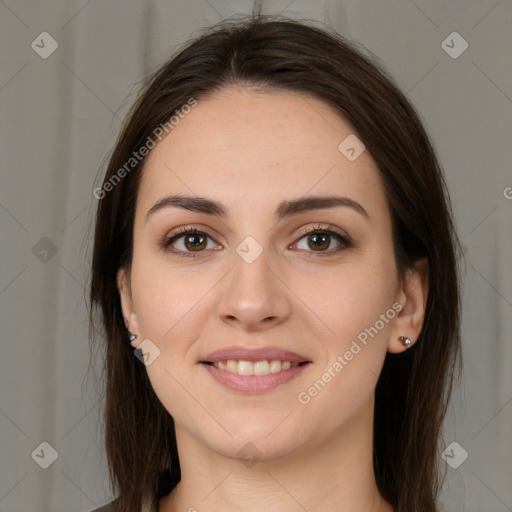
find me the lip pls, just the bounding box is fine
[200,346,310,364]
[201,361,311,393]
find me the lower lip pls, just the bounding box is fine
[201,362,310,393]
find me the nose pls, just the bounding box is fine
[217,248,292,332]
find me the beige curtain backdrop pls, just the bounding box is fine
[1,1,510,510]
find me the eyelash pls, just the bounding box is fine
[159,224,352,258]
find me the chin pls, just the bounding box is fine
[200,424,307,465]
[217,439,299,465]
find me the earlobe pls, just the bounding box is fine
[388,258,429,354]
[117,268,139,343]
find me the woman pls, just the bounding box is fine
[89,13,462,512]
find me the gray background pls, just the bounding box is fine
[1,1,511,511]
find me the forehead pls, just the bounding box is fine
[137,87,389,224]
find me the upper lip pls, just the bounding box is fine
[201,346,310,364]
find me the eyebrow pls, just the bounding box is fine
[145,194,370,223]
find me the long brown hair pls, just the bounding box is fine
[89,13,463,512]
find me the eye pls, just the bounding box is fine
[160,224,352,258]
[160,227,220,257]
[292,224,352,256]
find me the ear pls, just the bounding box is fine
[117,267,140,347]
[387,258,429,354]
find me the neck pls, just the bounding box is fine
[159,401,393,512]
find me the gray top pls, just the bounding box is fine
[86,496,153,512]
[86,467,173,511]
[87,502,115,512]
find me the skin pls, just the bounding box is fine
[118,86,428,512]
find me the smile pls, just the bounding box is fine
[207,359,302,375]
[200,360,311,393]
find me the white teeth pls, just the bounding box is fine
[212,359,300,375]
[237,360,253,376]
[270,360,282,373]
[226,360,238,373]
[253,360,270,375]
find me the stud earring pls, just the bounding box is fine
[399,336,412,348]
[128,333,137,343]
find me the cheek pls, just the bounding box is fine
[297,256,396,346]
[130,252,214,341]
[296,280,394,433]
[130,260,214,420]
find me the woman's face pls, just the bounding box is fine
[118,87,420,462]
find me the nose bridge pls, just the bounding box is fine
[217,240,291,329]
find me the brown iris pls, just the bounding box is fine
[184,233,207,251]
[308,233,330,251]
